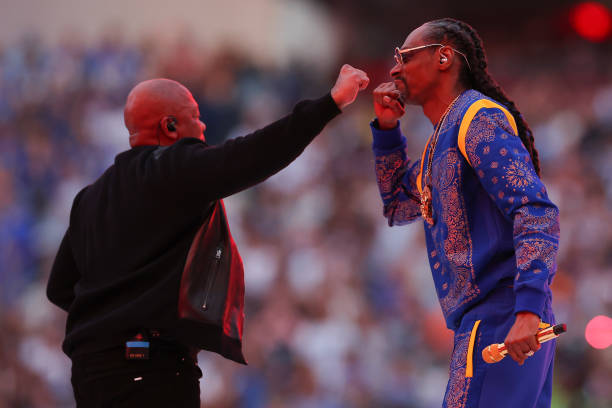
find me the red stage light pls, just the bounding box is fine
[585,315,612,349]
[570,1,612,42]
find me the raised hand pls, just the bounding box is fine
[331,64,370,110]
[373,82,405,129]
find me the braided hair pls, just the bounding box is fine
[424,18,541,176]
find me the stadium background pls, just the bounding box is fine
[1,0,611,406]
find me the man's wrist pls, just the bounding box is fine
[373,118,399,130]
[331,88,344,110]
[516,311,539,318]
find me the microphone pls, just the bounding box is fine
[482,323,567,364]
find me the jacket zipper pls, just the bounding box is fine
[201,246,222,311]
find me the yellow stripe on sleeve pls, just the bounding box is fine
[457,99,518,167]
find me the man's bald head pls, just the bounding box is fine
[125,79,201,147]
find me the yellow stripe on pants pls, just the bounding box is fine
[466,320,481,378]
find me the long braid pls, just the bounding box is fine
[425,18,541,176]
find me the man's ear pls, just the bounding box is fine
[160,116,178,140]
[438,47,453,71]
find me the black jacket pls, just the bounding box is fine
[47,94,340,363]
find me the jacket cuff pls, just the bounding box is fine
[513,286,547,319]
[320,92,343,121]
[370,119,405,152]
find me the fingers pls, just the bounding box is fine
[373,82,400,98]
[506,342,528,365]
[331,64,371,110]
[526,333,541,353]
[342,64,369,87]
[359,76,370,90]
[381,96,405,115]
[372,81,405,128]
[346,65,369,91]
[503,311,542,365]
[382,94,402,105]
[374,83,401,104]
[506,335,540,365]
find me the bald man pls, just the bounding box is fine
[47,65,369,407]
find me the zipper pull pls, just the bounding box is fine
[202,247,223,311]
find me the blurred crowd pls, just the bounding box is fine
[1,26,611,408]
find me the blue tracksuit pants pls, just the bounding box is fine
[442,286,555,408]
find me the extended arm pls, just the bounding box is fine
[158,65,369,204]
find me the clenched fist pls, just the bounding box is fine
[331,64,370,110]
[373,82,405,129]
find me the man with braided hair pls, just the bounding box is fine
[369,18,559,407]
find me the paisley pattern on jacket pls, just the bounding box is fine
[432,148,480,317]
[374,150,422,225]
[371,89,559,330]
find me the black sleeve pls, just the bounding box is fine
[157,93,341,203]
[47,228,80,312]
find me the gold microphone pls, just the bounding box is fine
[482,323,567,364]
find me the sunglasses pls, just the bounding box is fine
[394,44,471,71]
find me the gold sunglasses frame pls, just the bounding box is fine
[395,44,471,71]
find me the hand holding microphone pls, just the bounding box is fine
[483,323,566,364]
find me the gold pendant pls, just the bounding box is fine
[421,185,434,225]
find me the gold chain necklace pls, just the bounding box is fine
[420,94,461,225]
